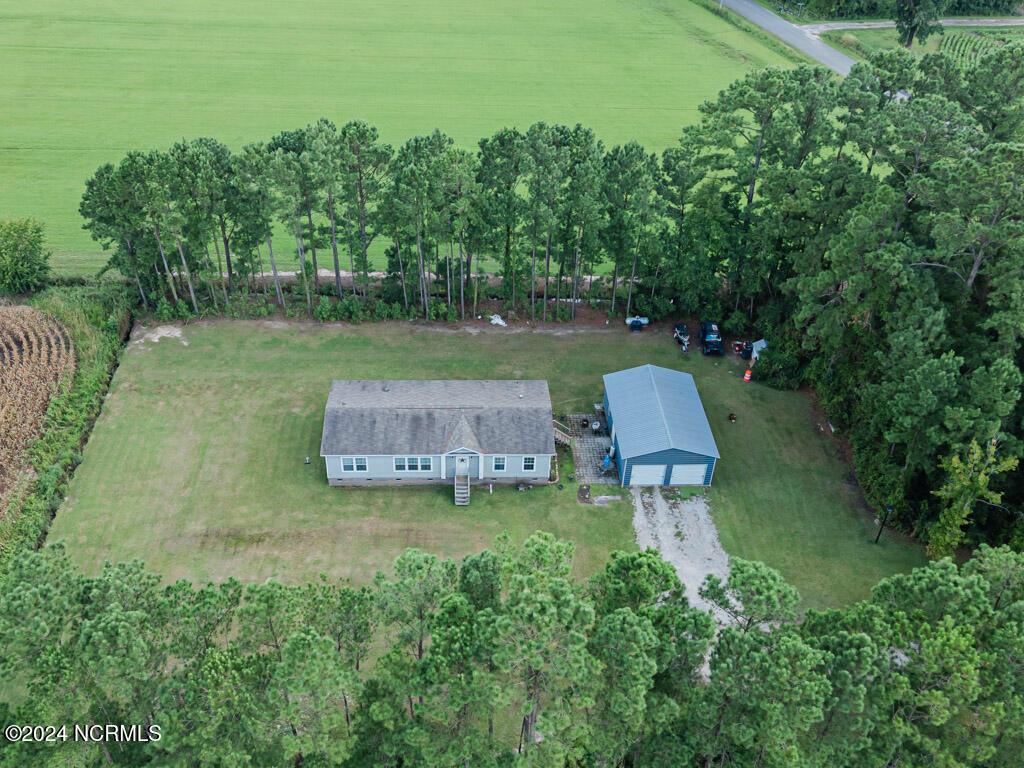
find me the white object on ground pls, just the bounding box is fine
[489,314,507,326]
[752,338,768,360]
[130,324,188,347]
[631,488,731,625]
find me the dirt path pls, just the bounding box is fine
[631,488,731,624]
[248,267,608,292]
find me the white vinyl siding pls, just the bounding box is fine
[492,456,506,472]
[629,464,666,486]
[522,456,535,472]
[670,464,707,485]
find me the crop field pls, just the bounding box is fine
[822,25,1024,61]
[0,306,75,499]
[0,0,793,276]
[51,320,925,608]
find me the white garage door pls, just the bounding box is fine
[629,464,666,486]
[670,464,707,486]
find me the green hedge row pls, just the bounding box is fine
[0,283,131,573]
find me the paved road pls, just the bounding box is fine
[801,17,1024,34]
[717,1,1024,76]
[718,0,858,74]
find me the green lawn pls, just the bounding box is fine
[821,27,946,58]
[52,320,924,608]
[0,0,792,275]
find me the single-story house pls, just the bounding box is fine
[603,364,719,487]
[320,379,556,502]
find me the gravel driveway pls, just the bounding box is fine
[631,488,732,624]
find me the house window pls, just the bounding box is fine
[395,457,431,472]
[342,457,367,472]
[492,456,506,472]
[523,456,536,472]
[355,457,367,472]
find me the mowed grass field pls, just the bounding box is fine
[51,321,925,608]
[0,0,793,275]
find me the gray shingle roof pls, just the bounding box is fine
[603,365,720,460]
[320,380,556,457]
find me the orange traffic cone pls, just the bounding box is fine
[743,369,752,382]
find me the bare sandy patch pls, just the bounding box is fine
[130,324,188,348]
[631,487,731,624]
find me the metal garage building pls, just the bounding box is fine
[602,364,720,487]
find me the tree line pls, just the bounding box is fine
[805,0,1018,22]
[81,44,1024,554]
[81,119,656,325]
[2,535,1022,767]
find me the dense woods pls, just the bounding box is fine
[80,44,1024,556]
[2,536,1023,767]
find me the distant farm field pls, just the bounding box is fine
[52,320,925,608]
[821,25,1024,61]
[0,0,792,274]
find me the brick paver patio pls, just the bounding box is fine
[566,413,618,484]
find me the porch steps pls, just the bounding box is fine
[454,474,471,506]
[553,419,573,447]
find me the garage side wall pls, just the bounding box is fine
[604,392,628,485]
[621,449,715,486]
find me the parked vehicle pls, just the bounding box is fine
[700,321,724,355]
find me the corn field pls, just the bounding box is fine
[939,32,997,65]
[0,305,76,498]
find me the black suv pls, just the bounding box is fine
[700,321,724,355]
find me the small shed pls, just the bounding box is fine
[602,365,719,487]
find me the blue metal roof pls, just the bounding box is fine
[603,365,720,460]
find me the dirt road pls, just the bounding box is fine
[631,488,732,624]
